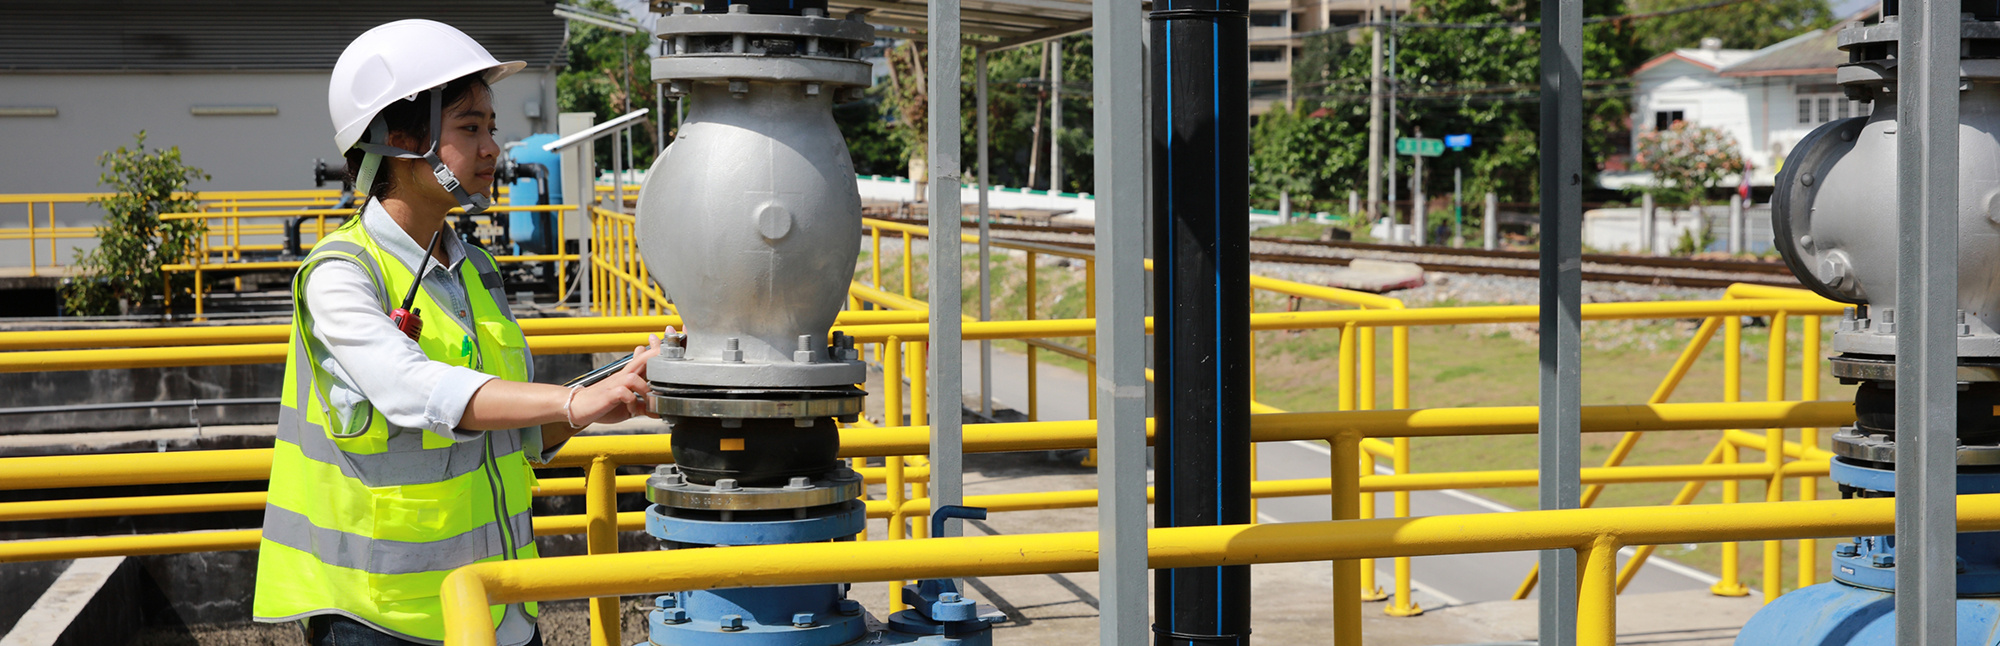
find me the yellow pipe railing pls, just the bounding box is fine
[440,494,2000,646]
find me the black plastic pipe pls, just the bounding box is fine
[1149,0,1251,643]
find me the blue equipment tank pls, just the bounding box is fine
[506,133,562,255]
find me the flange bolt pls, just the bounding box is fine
[793,612,816,628]
[715,478,740,491]
[839,599,863,616]
[1871,553,1896,568]
[932,592,977,622]
[1834,542,1860,558]
[720,614,746,631]
[785,477,813,490]
[662,608,689,624]
[654,594,676,608]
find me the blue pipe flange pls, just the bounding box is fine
[1825,459,2000,594]
[645,499,864,546]
[648,587,866,646]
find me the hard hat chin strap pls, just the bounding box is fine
[352,88,492,214]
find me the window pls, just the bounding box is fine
[1797,90,1864,125]
[1328,11,1363,27]
[1654,110,1685,131]
[1250,80,1288,100]
[1250,10,1286,27]
[1250,47,1285,63]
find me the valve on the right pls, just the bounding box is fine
[1741,5,2000,644]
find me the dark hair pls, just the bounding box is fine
[343,74,490,197]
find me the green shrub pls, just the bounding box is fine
[62,132,209,316]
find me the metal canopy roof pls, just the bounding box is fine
[829,0,1095,50]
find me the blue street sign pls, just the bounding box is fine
[1444,134,1472,150]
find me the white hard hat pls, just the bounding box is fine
[329,19,526,154]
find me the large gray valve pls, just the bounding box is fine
[638,1,874,392]
[1772,17,2000,358]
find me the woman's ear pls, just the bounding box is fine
[384,129,428,153]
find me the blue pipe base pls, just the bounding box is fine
[647,587,867,646]
[1735,582,2000,645]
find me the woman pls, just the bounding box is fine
[252,20,661,646]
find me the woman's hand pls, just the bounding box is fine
[567,329,669,427]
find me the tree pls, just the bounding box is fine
[62,132,210,316]
[1275,0,1640,212]
[1634,120,1743,255]
[1628,0,1835,61]
[557,0,659,169]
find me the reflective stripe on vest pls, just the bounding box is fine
[254,216,538,643]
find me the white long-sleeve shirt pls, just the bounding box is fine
[299,199,558,462]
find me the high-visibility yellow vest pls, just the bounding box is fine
[253,215,540,643]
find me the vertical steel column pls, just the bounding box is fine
[1895,0,1960,643]
[926,0,965,537]
[1096,0,1148,637]
[977,49,994,417]
[1150,0,1252,641]
[1367,5,1383,224]
[1537,1,1583,645]
[1051,37,1064,193]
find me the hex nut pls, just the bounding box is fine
[839,599,863,616]
[715,478,740,491]
[1871,553,1896,568]
[793,612,816,627]
[721,614,746,631]
[663,608,690,624]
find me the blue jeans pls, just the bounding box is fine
[303,614,543,646]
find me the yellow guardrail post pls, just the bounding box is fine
[909,341,929,541]
[1578,534,1621,646]
[1714,312,1750,596]
[586,455,621,646]
[1025,250,1039,424]
[1386,320,1417,616]
[1764,312,1789,603]
[1355,322,1386,602]
[1800,314,1822,589]
[1332,426,1364,646]
[900,232,913,299]
[883,337,907,613]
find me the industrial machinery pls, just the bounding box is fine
[1740,4,2000,642]
[631,0,995,643]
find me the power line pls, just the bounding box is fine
[1261,0,1758,42]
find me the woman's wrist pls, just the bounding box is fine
[562,385,586,429]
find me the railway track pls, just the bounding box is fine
[867,215,1805,291]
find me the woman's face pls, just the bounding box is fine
[392,83,500,206]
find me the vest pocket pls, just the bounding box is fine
[476,321,529,382]
[365,482,478,601]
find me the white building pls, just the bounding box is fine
[1620,9,1874,188]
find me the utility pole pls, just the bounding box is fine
[1387,5,1400,242]
[1050,37,1063,193]
[1413,127,1426,246]
[1367,5,1383,227]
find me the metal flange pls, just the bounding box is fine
[656,12,875,45]
[648,391,864,419]
[1830,426,2000,466]
[647,468,864,511]
[1829,354,2000,383]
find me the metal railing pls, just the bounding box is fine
[0,198,1862,645]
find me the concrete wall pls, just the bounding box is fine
[0,69,560,268]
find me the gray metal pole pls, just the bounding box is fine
[1050,37,1063,194]
[1896,1,1960,643]
[1386,12,1399,242]
[1094,0,1148,637]
[1641,192,1655,254]
[1413,129,1426,246]
[978,48,994,418]
[1484,192,1498,251]
[1537,0,1584,645]
[926,0,965,537]
[1728,194,1744,255]
[1367,5,1382,225]
[1349,190,1360,224]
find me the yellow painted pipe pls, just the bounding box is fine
[0,402,1856,493]
[441,494,2000,646]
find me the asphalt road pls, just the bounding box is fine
[958,341,1727,608]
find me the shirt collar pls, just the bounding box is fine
[362,197,467,278]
